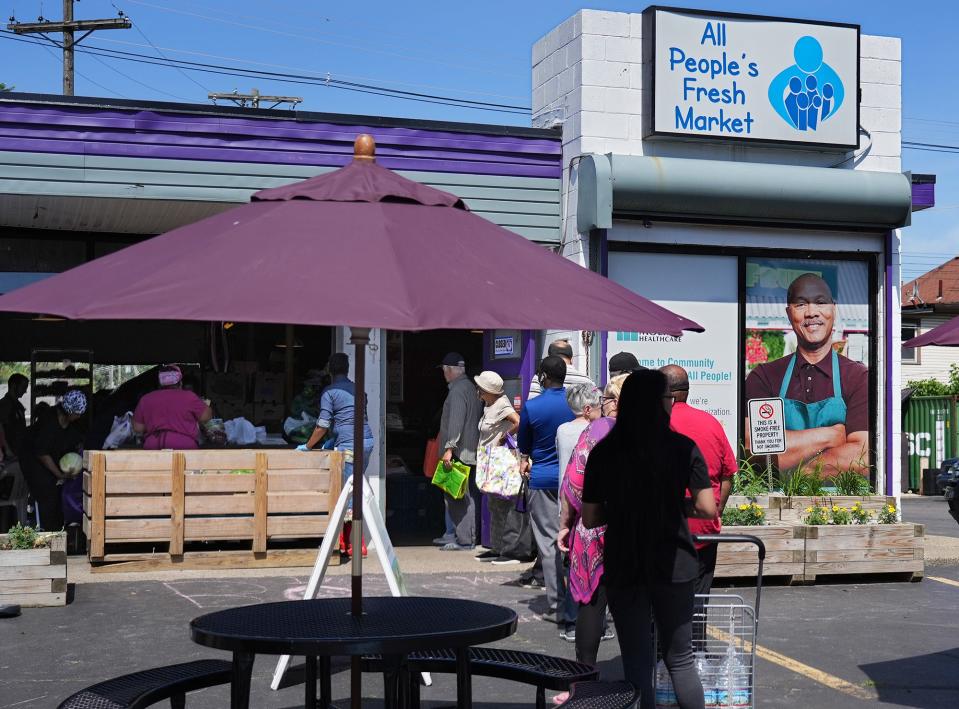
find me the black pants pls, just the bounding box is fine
[20,458,63,532]
[576,584,608,666]
[607,581,705,709]
[693,543,718,652]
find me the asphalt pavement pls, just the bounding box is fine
[3,560,959,708]
[901,494,958,538]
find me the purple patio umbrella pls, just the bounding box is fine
[903,315,959,348]
[0,136,703,621]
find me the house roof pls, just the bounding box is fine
[902,256,959,308]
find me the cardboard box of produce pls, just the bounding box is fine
[206,372,246,400]
[254,373,284,403]
[255,402,285,423]
[214,396,245,421]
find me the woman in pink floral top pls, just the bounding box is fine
[557,374,627,676]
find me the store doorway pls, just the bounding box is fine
[384,329,483,544]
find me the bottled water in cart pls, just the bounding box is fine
[655,534,765,709]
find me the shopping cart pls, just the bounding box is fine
[655,534,765,709]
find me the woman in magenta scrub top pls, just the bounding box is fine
[133,365,213,450]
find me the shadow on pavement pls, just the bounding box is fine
[860,648,959,707]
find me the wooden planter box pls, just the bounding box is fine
[804,523,924,582]
[82,449,344,570]
[714,523,806,584]
[774,496,895,523]
[0,532,67,607]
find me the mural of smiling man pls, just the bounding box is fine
[745,272,869,476]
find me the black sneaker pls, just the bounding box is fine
[560,625,576,642]
[541,608,560,624]
[601,626,616,641]
[475,549,499,561]
[519,576,545,590]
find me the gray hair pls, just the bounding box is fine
[566,383,601,416]
[443,364,466,378]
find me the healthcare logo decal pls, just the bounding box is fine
[767,36,845,132]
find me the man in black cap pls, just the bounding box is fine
[528,338,595,399]
[436,352,483,550]
[608,351,641,378]
[518,355,575,628]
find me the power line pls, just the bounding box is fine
[121,0,524,80]
[6,0,132,95]
[122,9,212,94]
[37,40,129,99]
[0,30,531,114]
[92,35,528,101]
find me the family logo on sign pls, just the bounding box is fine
[767,36,845,132]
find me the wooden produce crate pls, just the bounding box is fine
[0,532,67,607]
[713,523,806,585]
[83,449,344,569]
[803,523,924,583]
[773,496,895,522]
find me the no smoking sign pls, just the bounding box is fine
[748,397,786,454]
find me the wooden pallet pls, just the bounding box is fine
[0,532,67,606]
[713,523,807,585]
[803,523,925,583]
[83,449,344,567]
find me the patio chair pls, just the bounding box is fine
[57,659,232,709]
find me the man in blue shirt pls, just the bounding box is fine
[299,352,374,559]
[518,355,574,626]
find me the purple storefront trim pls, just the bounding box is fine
[885,230,894,497]
[911,182,935,210]
[0,102,562,179]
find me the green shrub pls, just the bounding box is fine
[733,446,771,497]
[832,468,872,496]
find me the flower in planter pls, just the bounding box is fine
[722,501,766,526]
[830,506,852,525]
[877,504,898,524]
[804,505,830,525]
[850,502,871,525]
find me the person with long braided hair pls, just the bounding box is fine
[581,369,716,709]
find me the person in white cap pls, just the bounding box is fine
[474,370,520,562]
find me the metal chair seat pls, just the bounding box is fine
[363,646,598,708]
[57,659,232,709]
[557,681,638,708]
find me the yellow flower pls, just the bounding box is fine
[805,506,813,513]
[739,504,748,511]
[832,505,840,512]
[886,505,895,513]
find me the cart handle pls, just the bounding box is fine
[693,533,765,621]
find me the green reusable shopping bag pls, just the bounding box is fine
[431,459,470,499]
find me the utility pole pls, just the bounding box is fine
[7,1,131,95]
[208,88,302,110]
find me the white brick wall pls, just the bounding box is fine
[532,13,904,455]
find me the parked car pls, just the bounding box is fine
[937,458,959,525]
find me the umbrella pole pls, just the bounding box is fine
[349,326,370,706]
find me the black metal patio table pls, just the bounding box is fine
[189,595,518,709]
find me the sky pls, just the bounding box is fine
[0,0,955,281]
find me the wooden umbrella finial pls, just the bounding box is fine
[354,134,375,162]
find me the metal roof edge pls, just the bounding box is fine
[0,91,558,141]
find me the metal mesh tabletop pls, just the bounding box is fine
[190,596,518,656]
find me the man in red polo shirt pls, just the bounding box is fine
[662,364,737,650]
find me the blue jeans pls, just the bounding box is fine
[341,438,375,485]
